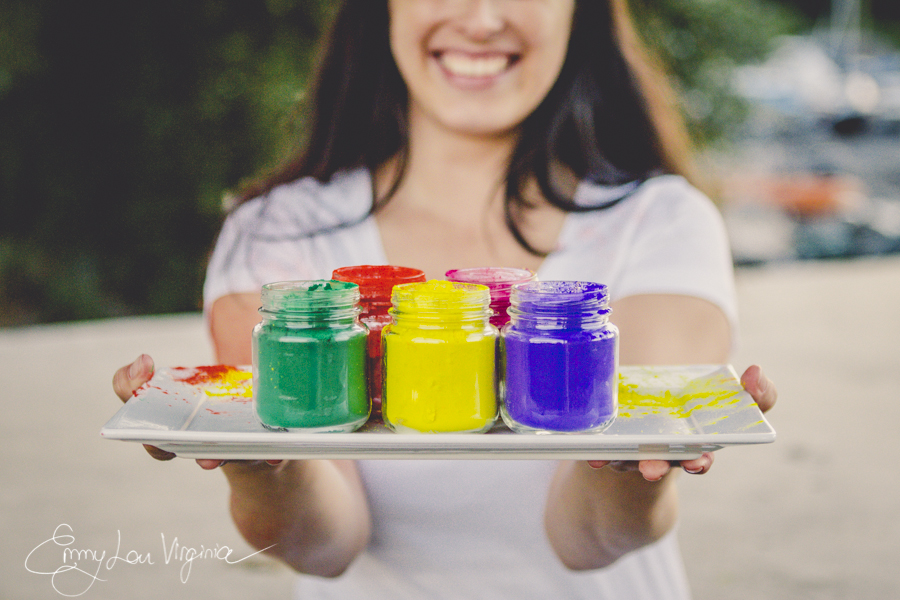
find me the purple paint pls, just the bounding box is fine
[501,281,618,433]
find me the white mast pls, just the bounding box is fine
[831,0,861,69]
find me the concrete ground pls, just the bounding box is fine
[2,255,899,599]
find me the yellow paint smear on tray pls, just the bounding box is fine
[617,373,741,419]
[172,366,252,399]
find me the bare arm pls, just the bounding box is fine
[112,294,372,576]
[208,293,372,577]
[221,457,370,577]
[544,293,731,570]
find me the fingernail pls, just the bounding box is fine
[129,355,153,380]
[756,368,769,394]
[127,356,143,379]
[683,465,704,474]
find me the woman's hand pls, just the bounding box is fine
[112,354,178,461]
[111,356,368,576]
[112,354,283,469]
[586,364,778,481]
[112,354,155,403]
[546,364,778,569]
[739,364,777,413]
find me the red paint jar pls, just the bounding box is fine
[332,265,426,413]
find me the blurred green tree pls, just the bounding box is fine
[0,0,330,324]
[0,0,800,325]
[632,0,800,144]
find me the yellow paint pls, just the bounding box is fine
[616,373,741,419]
[203,369,252,398]
[173,366,253,399]
[382,280,498,433]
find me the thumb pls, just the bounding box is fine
[113,354,155,402]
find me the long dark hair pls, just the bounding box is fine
[237,0,695,255]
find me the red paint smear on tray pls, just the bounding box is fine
[133,382,165,398]
[171,365,253,400]
[172,365,239,385]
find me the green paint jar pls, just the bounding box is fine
[252,280,369,432]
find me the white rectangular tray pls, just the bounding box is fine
[101,364,775,460]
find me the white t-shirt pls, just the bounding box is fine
[203,169,737,599]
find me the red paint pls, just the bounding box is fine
[332,265,426,302]
[172,365,238,385]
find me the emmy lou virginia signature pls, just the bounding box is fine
[25,523,275,597]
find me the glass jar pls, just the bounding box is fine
[501,281,618,434]
[382,280,499,433]
[444,267,537,328]
[331,265,426,414]
[252,280,369,432]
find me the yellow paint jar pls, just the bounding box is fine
[382,280,498,433]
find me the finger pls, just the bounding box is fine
[604,461,642,473]
[195,459,287,470]
[143,444,176,461]
[681,452,715,475]
[586,460,611,470]
[638,460,672,482]
[740,365,777,413]
[113,354,155,402]
[197,459,226,470]
[113,355,171,461]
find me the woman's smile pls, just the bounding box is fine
[435,50,518,79]
[390,0,575,137]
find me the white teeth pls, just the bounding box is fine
[440,53,509,77]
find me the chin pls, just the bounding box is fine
[439,110,524,139]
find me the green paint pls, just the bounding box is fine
[252,280,369,432]
[254,326,368,430]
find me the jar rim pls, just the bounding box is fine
[332,265,426,299]
[445,267,536,287]
[261,280,360,313]
[512,280,608,301]
[391,280,491,311]
[262,279,358,293]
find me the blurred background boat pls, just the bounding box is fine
[714,0,900,265]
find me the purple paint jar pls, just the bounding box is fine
[501,281,618,434]
[444,267,536,328]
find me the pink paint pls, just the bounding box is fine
[444,267,537,328]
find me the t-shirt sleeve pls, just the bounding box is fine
[201,199,323,316]
[202,207,257,313]
[613,178,738,330]
[201,170,384,319]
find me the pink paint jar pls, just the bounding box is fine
[444,267,537,328]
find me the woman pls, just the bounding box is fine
[114,1,777,597]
